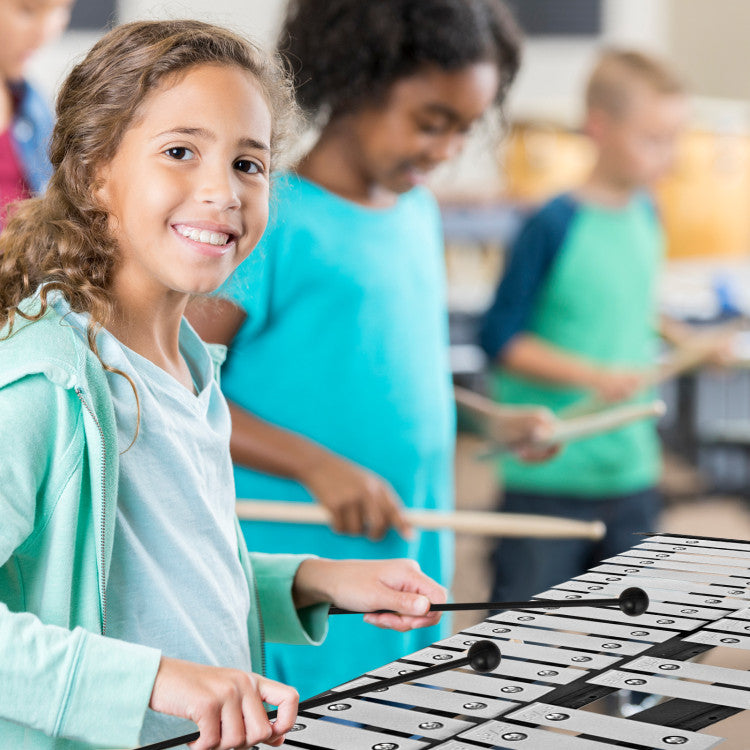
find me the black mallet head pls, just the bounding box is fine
[618,587,649,616]
[467,640,501,672]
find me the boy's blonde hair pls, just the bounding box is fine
[585,49,684,118]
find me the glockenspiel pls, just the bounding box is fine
[273,533,750,750]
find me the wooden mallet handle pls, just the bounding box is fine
[235,501,605,540]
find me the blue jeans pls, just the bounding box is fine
[489,487,662,603]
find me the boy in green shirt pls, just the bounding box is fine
[479,49,689,601]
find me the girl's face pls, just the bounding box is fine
[0,0,73,81]
[343,62,501,195]
[96,63,272,301]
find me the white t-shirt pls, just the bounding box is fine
[54,299,251,745]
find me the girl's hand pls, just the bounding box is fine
[293,558,447,631]
[487,406,556,447]
[300,453,412,541]
[484,406,561,463]
[149,657,298,750]
[590,368,645,403]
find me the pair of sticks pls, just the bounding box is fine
[238,333,740,539]
[458,321,745,457]
[561,326,742,420]
[454,383,666,458]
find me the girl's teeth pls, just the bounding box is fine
[178,226,230,245]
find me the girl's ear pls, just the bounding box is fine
[583,107,608,141]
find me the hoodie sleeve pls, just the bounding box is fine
[248,552,329,646]
[0,374,161,748]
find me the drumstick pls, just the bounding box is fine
[329,586,649,617]
[132,640,502,750]
[235,500,606,540]
[535,399,666,446]
[561,330,738,420]
[476,399,666,460]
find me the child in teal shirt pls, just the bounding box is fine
[188,0,526,700]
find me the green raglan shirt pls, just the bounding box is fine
[480,193,663,497]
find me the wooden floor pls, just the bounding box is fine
[452,433,750,746]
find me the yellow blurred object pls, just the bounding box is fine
[501,121,594,201]
[502,121,750,260]
[655,129,750,259]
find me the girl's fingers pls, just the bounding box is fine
[364,612,441,631]
[384,490,413,540]
[329,503,347,534]
[192,705,222,750]
[240,690,275,748]
[221,695,253,750]
[340,501,364,535]
[363,493,389,540]
[258,676,299,737]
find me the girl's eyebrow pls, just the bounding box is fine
[153,127,270,152]
[422,104,461,123]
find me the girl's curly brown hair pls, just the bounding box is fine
[0,19,296,345]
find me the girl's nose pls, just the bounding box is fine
[429,132,465,164]
[196,167,241,211]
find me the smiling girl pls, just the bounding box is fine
[0,20,446,750]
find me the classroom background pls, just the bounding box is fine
[16,1,750,745]
[33,0,750,615]
[24,0,748,630]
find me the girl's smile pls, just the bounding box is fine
[171,222,239,256]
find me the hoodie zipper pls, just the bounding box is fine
[257,590,267,676]
[251,573,266,676]
[75,387,108,636]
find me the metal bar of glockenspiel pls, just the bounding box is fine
[132,641,501,750]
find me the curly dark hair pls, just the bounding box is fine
[279,0,522,123]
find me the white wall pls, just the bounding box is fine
[21,0,750,200]
[27,0,674,115]
[25,31,100,105]
[505,0,671,126]
[117,0,283,44]
[25,0,286,106]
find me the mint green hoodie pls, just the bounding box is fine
[0,299,328,750]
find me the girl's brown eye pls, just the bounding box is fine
[165,147,193,160]
[235,159,262,174]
